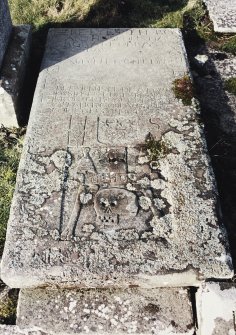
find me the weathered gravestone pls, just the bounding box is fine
[203,0,236,33]
[0,28,233,289]
[17,287,194,335]
[0,0,12,70]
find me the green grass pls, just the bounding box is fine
[9,0,189,30]
[0,127,24,256]
[8,0,236,51]
[0,288,18,324]
[8,0,96,29]
[225,78,236,96]
[221,36,236,55]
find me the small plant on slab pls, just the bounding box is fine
[172,74,195,106]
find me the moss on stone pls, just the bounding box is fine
[225,77,236,96]
[172,75,195,106]
[145,133,170,162]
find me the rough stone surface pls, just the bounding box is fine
[17,287,194,335]
[196,282,236,335]
[188,42,236,266]
[204,0,236,33]
[0,0,12,69]
[0,28,233,289]
[0,25,32,127]
[0,326,47,335]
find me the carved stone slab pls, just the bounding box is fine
[204,0,236,33]
[196,282,236,335]
[17,288,194,334]
[0,29,233,288]
[0,0,12,69]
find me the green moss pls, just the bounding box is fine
[0,126,24,256]
[145,133,170,162]
[225,77,236,96]
[172,75,195,106]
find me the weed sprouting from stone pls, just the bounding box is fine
[225,77,236,96]
[145,133,169,162]
[172,75,195,106]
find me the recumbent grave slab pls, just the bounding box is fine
[16,287,194,335]
[0,28,233,288]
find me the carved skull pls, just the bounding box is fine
[94,188,138,229]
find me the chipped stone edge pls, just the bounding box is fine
[0,325,195,335]
[0,265,232,290]
[210,16,236,33]
[203,0,236,33]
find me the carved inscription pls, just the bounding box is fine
[38,82,173,116]
[98,118,138,145]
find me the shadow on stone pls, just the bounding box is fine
[184,24,236,272]
[19,0,188,126]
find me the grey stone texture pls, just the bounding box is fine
[0,326,47,335]
[0,0,12,69]
[0,25,32,127]
[17,287,194,335]
[204,0,236,33]
[196,282,236,335]
[0,28,233,289]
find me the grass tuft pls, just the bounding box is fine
[8,0,96,29]
[0,288,18,324]
[225,77,236,96]
[173,75,195,106]
[221,36,236,55]
[0,126,24,256]
[145,133,170,162]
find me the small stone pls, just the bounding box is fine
[194,54,209,65]
[196,282,236,335]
